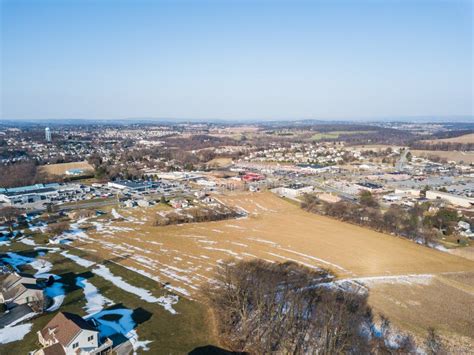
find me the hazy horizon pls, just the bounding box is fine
[1,0,473,121]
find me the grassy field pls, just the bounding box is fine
[311,130,372,140]
[64,191,474,345]
[39,161,93,176]
[411,150,474,164]
[206,157,233,167]
[0,242,217,354]
[422,133,474,144]
[368,272,474,352]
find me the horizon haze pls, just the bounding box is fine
[1,0,473,120]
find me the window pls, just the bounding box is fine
[88,335,94,342]
[72,342,79,349]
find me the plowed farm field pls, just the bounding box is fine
[70,191,474,343]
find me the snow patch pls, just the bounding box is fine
[61,251,96,268]
[0,323,33,344]
[45,282,66,312]
[92,265,179,314]
[76,277,114,315]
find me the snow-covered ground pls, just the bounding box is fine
[76,277,114,315]
[29,258,53,278]
[0,312,37,344]
[45,281,66,312]
[18,237,36,246]
[92,265,179,314]
[111,208,125,219]
[61,251,96,267]
[62,251,179,314]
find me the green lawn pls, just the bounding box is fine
[0,240,217,354]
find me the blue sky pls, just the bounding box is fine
[1,0,472,120]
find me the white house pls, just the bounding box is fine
[35,312,112,355]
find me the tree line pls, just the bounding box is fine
[153,204,242,226]
[301,191,464,245]
[204,259,444,354]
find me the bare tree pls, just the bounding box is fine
[203,259,372,354]
[46,221,70,236]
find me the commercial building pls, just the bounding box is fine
[107,180,155,191]
[0,183,84,208]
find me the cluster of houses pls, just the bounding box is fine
[243,142,360,165]
[0,272,43,310]
[0,272,113,354]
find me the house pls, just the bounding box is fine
[169,198,189,209]
[0,272,44,308]
[35,312,112,355]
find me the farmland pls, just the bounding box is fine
[38,161,94,176]
[311,130,373,140]
[66,191,474,344]
[411,150,474,164]
[422,133,474,144]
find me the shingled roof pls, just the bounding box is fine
[40,312,97,347]
[41,342,66,355]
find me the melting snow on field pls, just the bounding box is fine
[45,281,66,311]
[279,247,347,272]
[29,258,53,278]
[19,237,36,246]
[28,222,48,233]
[343,274,434,286]
[111,209,125,219]
[92,265,179,314]
[0,311,37,344]
[61,251,96,267]
[0,323,33,344]
[76,277,114,314]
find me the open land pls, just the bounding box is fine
[411,150,474,164]
[0,240,216,353]
[38,161,94,176]
[422,133,474,144]
[311,130,373,140]
[68,191,474,343]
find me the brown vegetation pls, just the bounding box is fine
[301,192,462,245]
[204,259,423,354]
[153,205,242,226]
[46,221,70,236]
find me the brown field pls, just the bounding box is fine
[207,157,233,167]
[368,272,474,351]
[39,161,94,176]
[422,133,474,144]
[71,192,474,343]
[412,150,474,164]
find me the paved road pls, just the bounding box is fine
[58,199,117,211]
